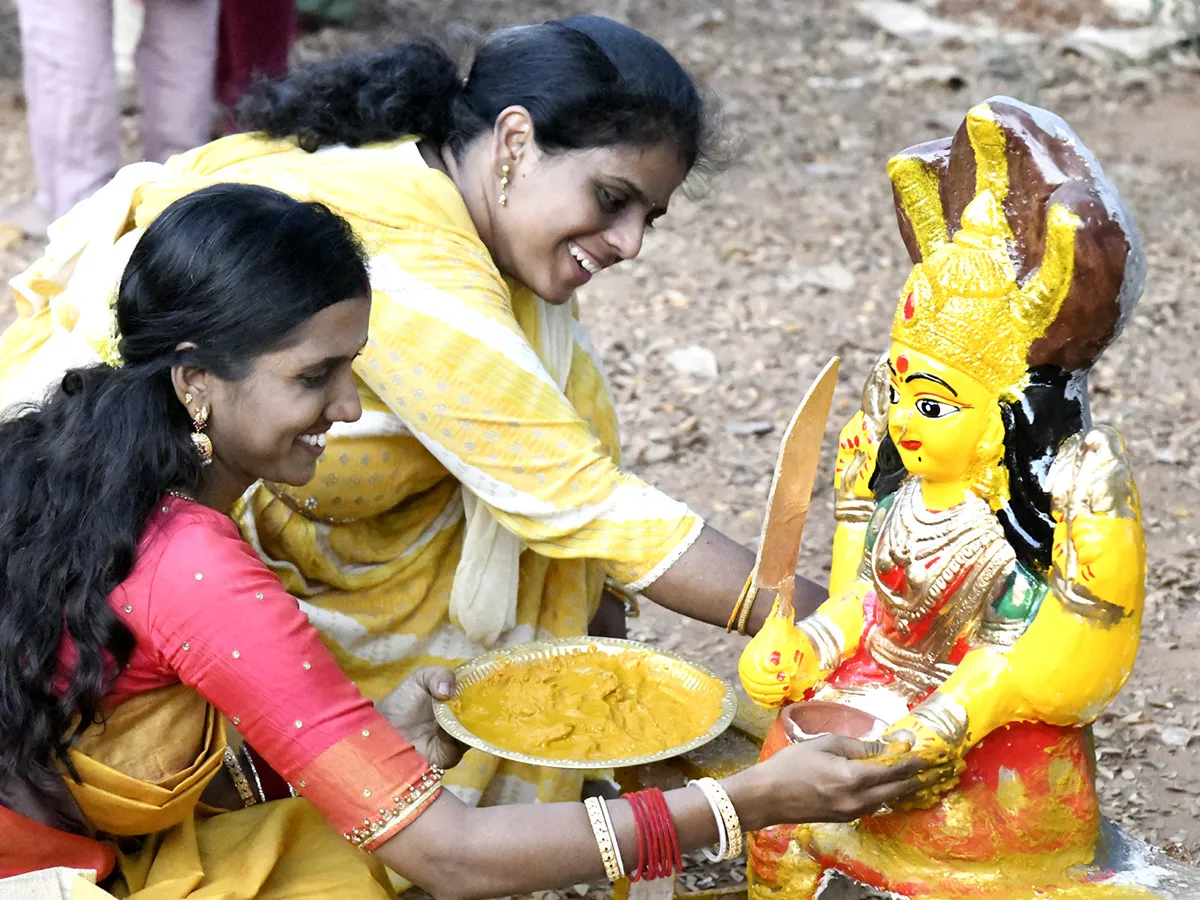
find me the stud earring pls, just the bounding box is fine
[499,164,510,207]
[190,402,213,466]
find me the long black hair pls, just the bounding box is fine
[0,183,369,782]
[237,15,719,173]
[869,366,1089,573]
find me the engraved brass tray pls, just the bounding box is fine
[432,637,738,770]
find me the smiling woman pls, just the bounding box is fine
[0,15,828,827]
[0,183,933,899]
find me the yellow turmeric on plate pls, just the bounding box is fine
[450,648,724,762]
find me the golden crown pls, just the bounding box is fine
[887,104,1082,396]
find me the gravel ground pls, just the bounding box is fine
[0,0,1196,894]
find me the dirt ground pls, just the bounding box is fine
[0,0,1197,889]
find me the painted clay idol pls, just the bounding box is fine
[739,97,1151,898]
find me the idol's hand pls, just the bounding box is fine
[834,355,890,506]
[1052,513,1142,614]
[739,612,821,708]
[881,711,968,808]
[378,667,467,770]
[834,410,880,503]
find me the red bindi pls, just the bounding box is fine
[902,291,915,320]
[897,354,909,374]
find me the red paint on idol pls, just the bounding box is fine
[896,353,909,374]
[878,565,906,593]
[769,650,781,666]
[902,292,915,320]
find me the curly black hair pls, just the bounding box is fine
[237,16,721,173]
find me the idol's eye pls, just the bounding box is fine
[915,398,959,419]
[888,384,900,404]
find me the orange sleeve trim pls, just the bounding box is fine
[289,726,441,848]
[351,777,443,851]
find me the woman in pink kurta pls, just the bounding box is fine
[0,183,930,898]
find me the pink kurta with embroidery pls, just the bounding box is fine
[96,495,439,849]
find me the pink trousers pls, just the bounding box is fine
[16,0,220,219]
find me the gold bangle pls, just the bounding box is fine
[736,582,760,636]
[726,574,759,634]
[223,746,258,808]
[584,796,624,883]
[690,777,742,860]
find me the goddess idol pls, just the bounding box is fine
[739,97,1149,897]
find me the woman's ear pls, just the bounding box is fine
[491,105,535,170]
[170,342,209,415]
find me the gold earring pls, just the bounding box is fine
[499,164,510,207]
[191,404,213,466]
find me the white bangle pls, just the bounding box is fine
[584,796,623,883]
[687,779,728,862]
[597,797,625,879]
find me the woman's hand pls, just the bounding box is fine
[734,735,946,830]
[377,667,466,769]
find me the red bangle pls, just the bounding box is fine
[622,792,649,882]
[623,789,680,880]
[647,788,683,875]
[634,791,661,880]
[645,791,666,879]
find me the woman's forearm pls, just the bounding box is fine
[377,768,772,900]
[641,525,826,634]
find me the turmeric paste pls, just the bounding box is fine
[451,648,724,762]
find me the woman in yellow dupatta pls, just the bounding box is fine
[0,16,832,813]
[0,184,931,899]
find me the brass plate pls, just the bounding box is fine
[433,637,738,770]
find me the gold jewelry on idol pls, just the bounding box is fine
[498,163,511,207]
[185,392,213,466]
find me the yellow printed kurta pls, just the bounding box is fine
[0,134,704,810]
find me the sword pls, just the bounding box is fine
[750,356,840,619]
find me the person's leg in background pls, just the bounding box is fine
[215,0,296,134]
[136,0,220,164]
[6,0,121,232]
